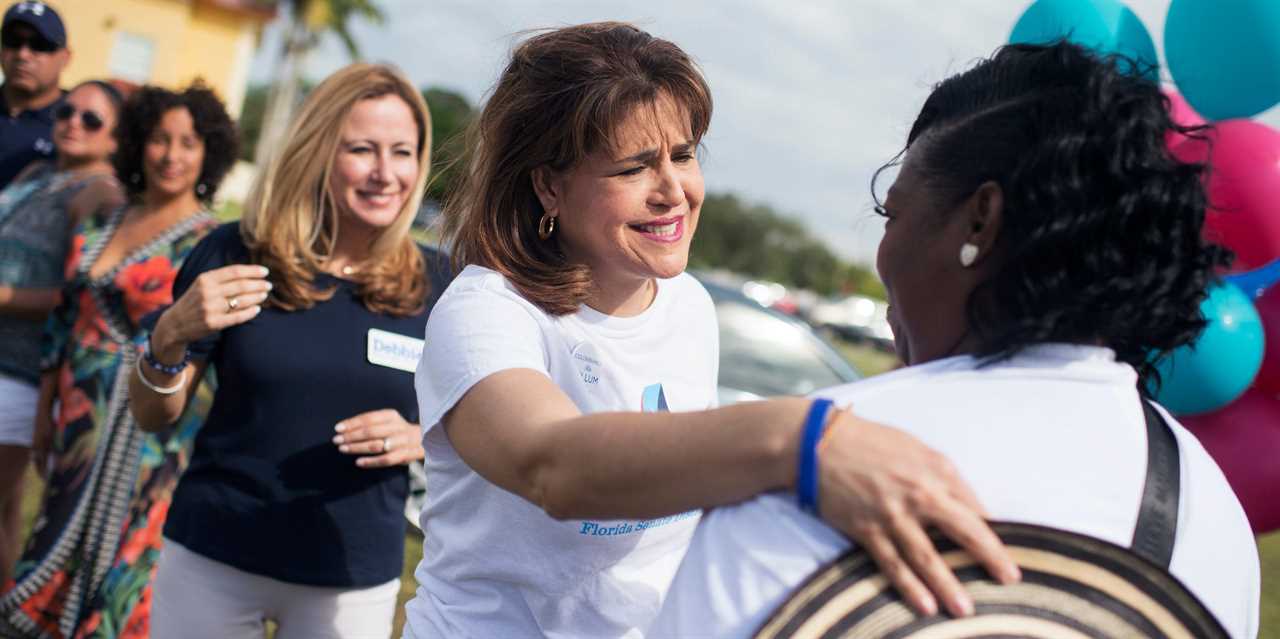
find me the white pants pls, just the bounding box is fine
[152,537,400,639]
[0,374,37,447]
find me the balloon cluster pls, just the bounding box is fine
[1010,0,1280,533]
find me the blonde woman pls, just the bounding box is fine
[130,63,447,638]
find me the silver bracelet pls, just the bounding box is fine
[134,355,187,395]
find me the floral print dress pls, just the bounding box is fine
[0,207,217,639]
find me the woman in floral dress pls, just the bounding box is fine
[0,83,237,639]
[0,80,126,587]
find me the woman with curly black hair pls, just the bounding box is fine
[0,83,235,639]
[652,41,1259,638]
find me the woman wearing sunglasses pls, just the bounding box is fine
[0,83,235,639]
[0,79,124,587]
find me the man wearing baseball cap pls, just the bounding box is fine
[0,1,69,189]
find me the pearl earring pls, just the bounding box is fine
[959,243,979,267]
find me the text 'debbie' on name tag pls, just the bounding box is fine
[367,328,424,373]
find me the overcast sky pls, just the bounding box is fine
[249,0,1280,266]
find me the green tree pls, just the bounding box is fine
[238,80,316,162]
[421,88,475,203]
[239,83,475,203]
[254,0,385,165]
[690,193,884,299]
[238,84,268,162]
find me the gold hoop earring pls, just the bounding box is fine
[538,214,557,240]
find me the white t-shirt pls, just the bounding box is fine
[650,345,1260,639]
[405,265,720,639]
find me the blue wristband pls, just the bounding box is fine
[797,398,834,515]
[143,336,190,376]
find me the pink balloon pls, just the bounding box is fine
[1163,87,1205,147]
[1180,389,1280,534]
[1253,286,1280,395]
[1173,120,1280,272]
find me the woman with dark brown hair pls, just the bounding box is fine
[403,22,1016,638]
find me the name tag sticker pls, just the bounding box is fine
[367,328,424,373]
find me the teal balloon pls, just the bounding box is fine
[1009,0,1159,80]
[1166,0,1280,121]
[1152,283,1264,416]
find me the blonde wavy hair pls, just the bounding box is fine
[241,63,432,316]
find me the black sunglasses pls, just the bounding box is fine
[1,33,58,53]
[54,104,105,132]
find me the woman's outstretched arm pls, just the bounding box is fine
[445,368,1019,617]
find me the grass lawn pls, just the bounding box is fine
[835,339,900,378]
[15,343,1278,636]
[1261,532,1280,636]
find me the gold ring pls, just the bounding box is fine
[227,297,239,312]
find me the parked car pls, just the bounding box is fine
[700,278,861,404]
[808,294,896,352]
[405,276,864,529]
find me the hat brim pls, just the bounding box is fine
[753,522,1228,639]
[2,13,64,48]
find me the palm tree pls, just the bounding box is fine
[254,0,385,165]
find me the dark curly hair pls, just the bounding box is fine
[112,82,238,205]
[874,41,1231,386]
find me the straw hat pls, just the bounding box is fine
[753,522,1226,639]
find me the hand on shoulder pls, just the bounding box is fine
[815,409,1020,617]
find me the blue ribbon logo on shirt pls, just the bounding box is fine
[642,383,669,413]
[577,382,700,538]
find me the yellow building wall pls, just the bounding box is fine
[43,0,267,117]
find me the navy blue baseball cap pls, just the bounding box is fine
[2,2,66,49]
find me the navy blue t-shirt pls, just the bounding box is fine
[0,90,61,190]
[162,222,451,587]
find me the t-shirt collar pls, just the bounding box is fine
[0,87,65,121]
[574,277,674,333]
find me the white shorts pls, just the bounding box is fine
[0,374,37,448]
[152,537,400,639]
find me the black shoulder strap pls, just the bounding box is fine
[1130,400,1181,568]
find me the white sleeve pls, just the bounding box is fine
[651,495,849,638]
[414,285,549,434]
